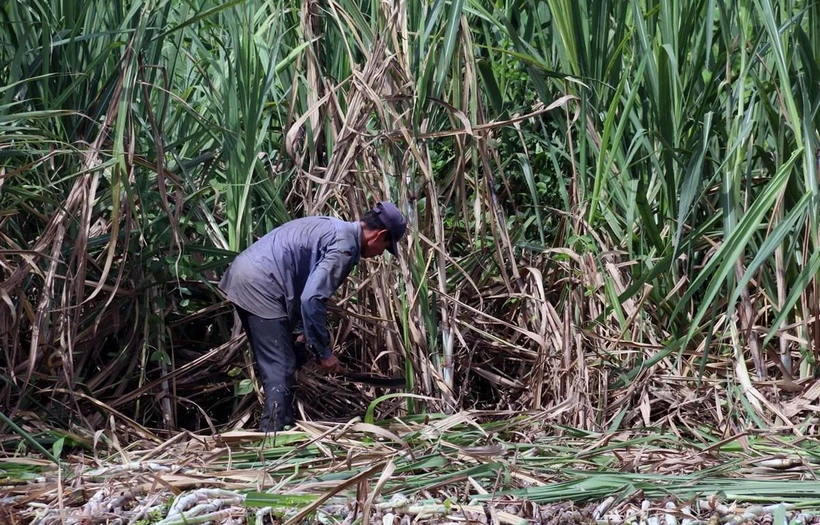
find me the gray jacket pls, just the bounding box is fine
[219,216,362,359]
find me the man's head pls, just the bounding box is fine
[360,201,407,258]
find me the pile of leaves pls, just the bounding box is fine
[4,412,820,523]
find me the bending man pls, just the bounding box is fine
[219,202,408,431]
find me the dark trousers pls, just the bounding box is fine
[235,307,307,432]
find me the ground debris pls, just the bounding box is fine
[4,420,820,524]
[535,502,597,524]
[4,486,820,524]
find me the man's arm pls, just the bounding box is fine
[300,247,355,362]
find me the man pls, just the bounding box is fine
[219,201,407,432]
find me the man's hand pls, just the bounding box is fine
[318,354,342,374]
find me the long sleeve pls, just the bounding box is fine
[300,247,356,359]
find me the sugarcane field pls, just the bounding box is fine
[3,0,820,524]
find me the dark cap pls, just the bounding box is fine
[373,201,407,256]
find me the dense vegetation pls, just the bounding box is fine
[3,0,820,441]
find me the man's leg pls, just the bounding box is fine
[236,307,297,432]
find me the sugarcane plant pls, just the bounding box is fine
[1,0,820,442]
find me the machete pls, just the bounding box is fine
[341,371,406,388]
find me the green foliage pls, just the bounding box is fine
[133,506,166,525]
[2,0,820,441]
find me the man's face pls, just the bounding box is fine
[362,229,391,258]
